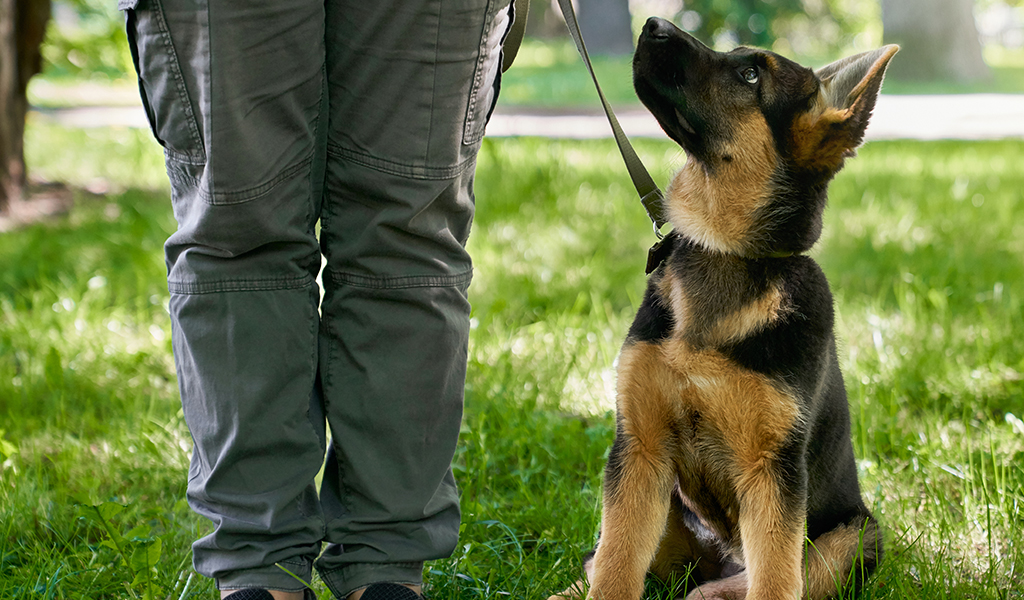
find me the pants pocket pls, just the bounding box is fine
[124,0,326,202]
[463,0,513,146]
[324,0,511,177]
[121,0,206,163]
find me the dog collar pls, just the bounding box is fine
[763,250,798,259]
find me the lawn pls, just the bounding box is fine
[1,119,1023,599]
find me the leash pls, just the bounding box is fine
[554,0,668,235]
[501,0,528,72]
[502,0,673,274]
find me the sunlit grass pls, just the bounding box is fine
[3,125,1023,597]
[23,116,168,191]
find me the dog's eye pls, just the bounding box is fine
[741,67,759,84]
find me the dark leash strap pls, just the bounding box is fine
[502,0,672,274]
[555,0,672,276]
[502,0,528,72]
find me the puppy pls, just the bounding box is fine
[552,17,897,600]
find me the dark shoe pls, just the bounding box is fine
[223,590,275,600]
[359,583,422,600]
[223,590,318,600]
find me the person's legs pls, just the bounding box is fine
[123,0,329,591]
[314,0,510,596]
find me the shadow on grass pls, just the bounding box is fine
[0,186,176,433]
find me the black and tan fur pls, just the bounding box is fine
[551,17,898,600]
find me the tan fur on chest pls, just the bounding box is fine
[616,340,801,483]
[612,337,803,579]
[665,113,779,256]
[640,269,797,455]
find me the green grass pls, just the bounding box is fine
[3,122,1024,598]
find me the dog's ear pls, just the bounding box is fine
[818,45,899,109]
[816,45,899,148]
[790,45,898,171]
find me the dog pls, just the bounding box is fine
[550,17,898,600]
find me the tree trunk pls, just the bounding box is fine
[577,0,634,55]
[526,0,568,39]
[0,0,50,214]
[881,0,990,83]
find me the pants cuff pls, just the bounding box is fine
[217,558,314,593]
[318,562,424,599]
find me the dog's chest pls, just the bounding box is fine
[616,336,802,547]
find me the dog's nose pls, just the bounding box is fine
[643,17,673,41]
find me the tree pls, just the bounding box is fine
[0,0,50,214]
[678,0,807,49]
[578,0,634,55]
[881,0,991,82]
[526,0,635,55]
[527,0,569,39]
[662,0,862,58]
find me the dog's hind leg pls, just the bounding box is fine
[679,514,882,600]
[802,514,883,600]
[545,548,596,600]
[683,572,749,600]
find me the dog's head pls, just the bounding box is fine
[634,17,897,257]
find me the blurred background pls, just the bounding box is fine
[3,0,1024,213]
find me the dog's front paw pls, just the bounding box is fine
[682,573,748,600]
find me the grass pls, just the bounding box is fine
[2,119,1024,599]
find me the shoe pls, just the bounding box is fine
[223,590,317,600]
[358,583,423,600]
[223,591,275,600]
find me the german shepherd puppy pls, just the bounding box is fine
[550,17,898,600]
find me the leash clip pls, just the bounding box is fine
[640,188,667,240]
[645,234,673,275]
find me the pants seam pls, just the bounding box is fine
[319,561,422,575]
[463,0,497,145]
[168,274,314,295]
[326,143,474,181]
[215,558,314,592]
[425,6,440,166]
[214,156,315,205]
[327,269,473,290]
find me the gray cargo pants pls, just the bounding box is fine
[120,0,510,595]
